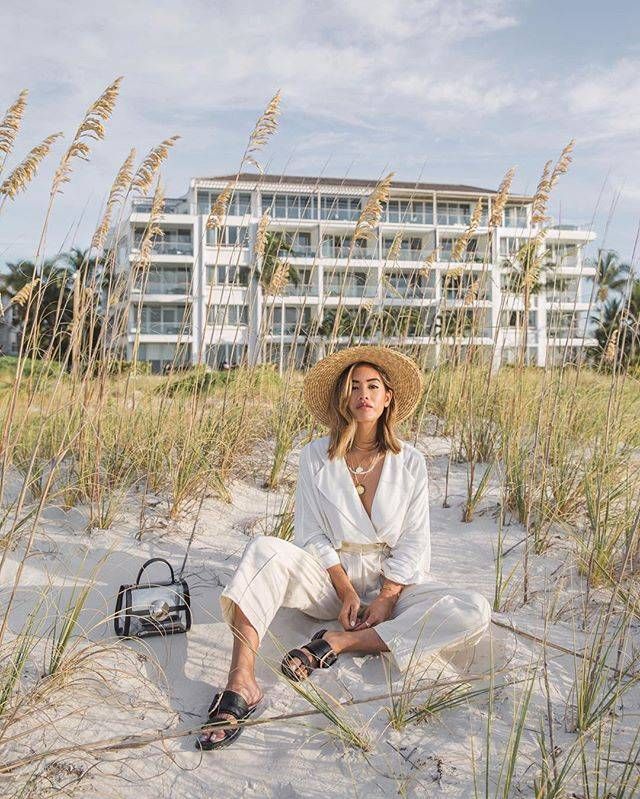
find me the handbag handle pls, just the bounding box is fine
[136,557,175,585]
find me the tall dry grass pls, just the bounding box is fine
[0,80,639,797]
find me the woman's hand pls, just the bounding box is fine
[352,593,398,630]
[338,589,361,630]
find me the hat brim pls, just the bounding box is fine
[302,345,424,427]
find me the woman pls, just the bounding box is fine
[196,344,492,750]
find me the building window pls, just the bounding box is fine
[205,342,248,369]
[437,202,470,226]
[137,342,190,373]
[261,193,316,219]
[272,306,312,334]
[320,195,362,221]
[135,265,192,294]
[137,305,191,335]
[385,200,433,224]
[197,190,251,216]
[205,226,249,247]
[207,304,249,326]
[503,205,528,228]
[499,237,529,257]
[321,235,368,257]
[207,265,251,285]
[499,309,536,328]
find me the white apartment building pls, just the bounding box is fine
[112,173,597,374]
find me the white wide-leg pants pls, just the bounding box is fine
[220,536,492,674]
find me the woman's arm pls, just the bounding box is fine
[293,446,341,568]
[293,446,360,627]
[381,453,431,586]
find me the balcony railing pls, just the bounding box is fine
[321,244,372,259]
[133,240,194,256]
[134,282,191,295]
[279,283,318,296]
[503,217,529,229]
[442,288,489,301]
[439,250,486,263]
[324,284,378,298]
[132,197,189,214]
[287,245,317,258]
[437,212,489,227]
[383,284,436,299]
[548,327,584,339]
[266,207,316,220]
[320,208,362,221]
[270,322,312,335]
[382,249,428,261]
[548,290,581,303]
[384,211,434,225]
[545,258,579,270]
[135,322,192,335]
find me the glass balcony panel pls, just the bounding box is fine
[138,321,192,334]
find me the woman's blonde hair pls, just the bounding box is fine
[326,361,402,460]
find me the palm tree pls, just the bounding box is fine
[591,277,640,366]
[590,249,631,303]
[1,249,105,364]
[257,232,300,294]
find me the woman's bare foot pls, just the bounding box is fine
[197,673,263,747]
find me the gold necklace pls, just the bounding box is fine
[345,450,381,495]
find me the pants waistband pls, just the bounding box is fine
[338,542,391,555]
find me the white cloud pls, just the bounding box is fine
[0,0,639,263]
[566,58,640,142]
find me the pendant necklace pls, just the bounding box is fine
[345,448,381,496]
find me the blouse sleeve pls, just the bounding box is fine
[381,453,431,585]
[293,446,341,569]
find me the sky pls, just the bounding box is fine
[1,0,639,269]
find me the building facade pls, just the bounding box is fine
[111,173,597,373]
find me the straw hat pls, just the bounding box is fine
[302,344,424,427]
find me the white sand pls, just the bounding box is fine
[1,434,638,797]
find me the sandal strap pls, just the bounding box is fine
[304,638,338,668]
[207,689,251,721]
[283,648,314,671]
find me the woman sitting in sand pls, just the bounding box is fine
[196,344,492,750]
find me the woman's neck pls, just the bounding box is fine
[352,422,379,450]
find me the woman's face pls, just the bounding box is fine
[347,364,392,422]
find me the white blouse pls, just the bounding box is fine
[293,434,431,585]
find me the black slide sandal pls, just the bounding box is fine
[281,629,338,682]
[195,689,260,751]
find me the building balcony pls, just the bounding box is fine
[439,250,487,264]
[547,292,583,304]
[441,289,489,302]
[383,212,434,225]
[547,327,586,339]
[320,208,361,222]
[382,249,430,262]
[383,284,436,299]
[269,323,314,335]
[437,213,489,227]
[132,197,189,214]
[503,218,529,229]
[324,284,378,298]
[132,241,194,256]
[321,244,373,259]
[287,245,317,258]
[275,283,318,297]
[133,322,192,335]
[133,282,192,296]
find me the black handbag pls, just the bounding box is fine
[114,557,192,638]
